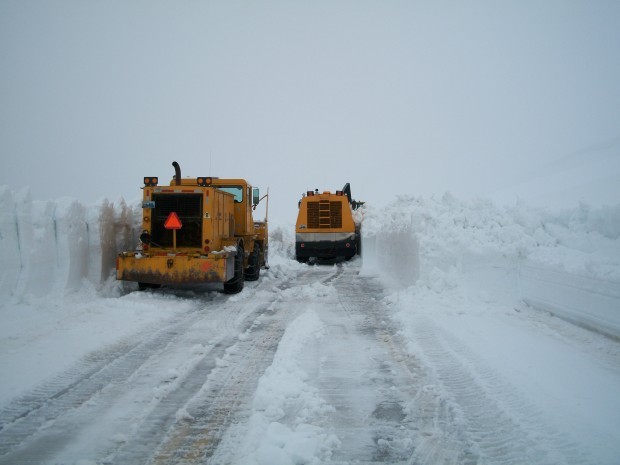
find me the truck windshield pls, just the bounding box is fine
[218,186,243,203]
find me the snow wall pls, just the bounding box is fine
[361,193,620,340]
[0,187,139,300]
[1,185,619,340]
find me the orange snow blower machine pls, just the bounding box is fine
[295,183,363,262]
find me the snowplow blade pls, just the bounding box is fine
[116,252,235,285]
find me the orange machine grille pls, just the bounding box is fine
[307,201,342,229]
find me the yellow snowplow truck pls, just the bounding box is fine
[295,183,363,262]
[117,161,268,293]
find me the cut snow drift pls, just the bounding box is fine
[361,193,620,339]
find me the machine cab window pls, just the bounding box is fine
[218,186,243,203]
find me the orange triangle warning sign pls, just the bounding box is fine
[164,212,183,230]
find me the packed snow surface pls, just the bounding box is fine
[1,186,619,464]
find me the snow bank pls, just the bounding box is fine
[2,183,617,338]
[362,193,620,338]
[267,222,296,264]
[0,186,139,300]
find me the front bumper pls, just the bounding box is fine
[116,252,235,285]
[295,232,357,259]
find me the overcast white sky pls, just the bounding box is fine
[1,0,619,223]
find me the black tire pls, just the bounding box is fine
[245,243,261,281]
[224,244,245,294]
[296,255,309,263]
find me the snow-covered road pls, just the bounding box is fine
[0,265,315,464]
[1,260,619,465]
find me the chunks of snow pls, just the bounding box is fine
[212,245,238,255]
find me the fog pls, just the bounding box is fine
[1,0,619,223]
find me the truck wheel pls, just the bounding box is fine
[296,255,309,263]
[224,245,245,294]
[245,243,261,281]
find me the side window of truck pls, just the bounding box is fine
[218,186,243,203]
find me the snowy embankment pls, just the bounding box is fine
[4,184,617,335]
[362,193,620,339]
[0,187,139,299]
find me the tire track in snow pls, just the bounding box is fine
[147,312,287,464]
[327,265,595,465]
[0,271,310,464]
[318,265,502,464]
[411,316,592,465]
[144,265,345,464]
[91,272,317,464]
[0,298,212,460]
[305,265,427,464]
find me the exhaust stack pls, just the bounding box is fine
[172,161,181,186]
